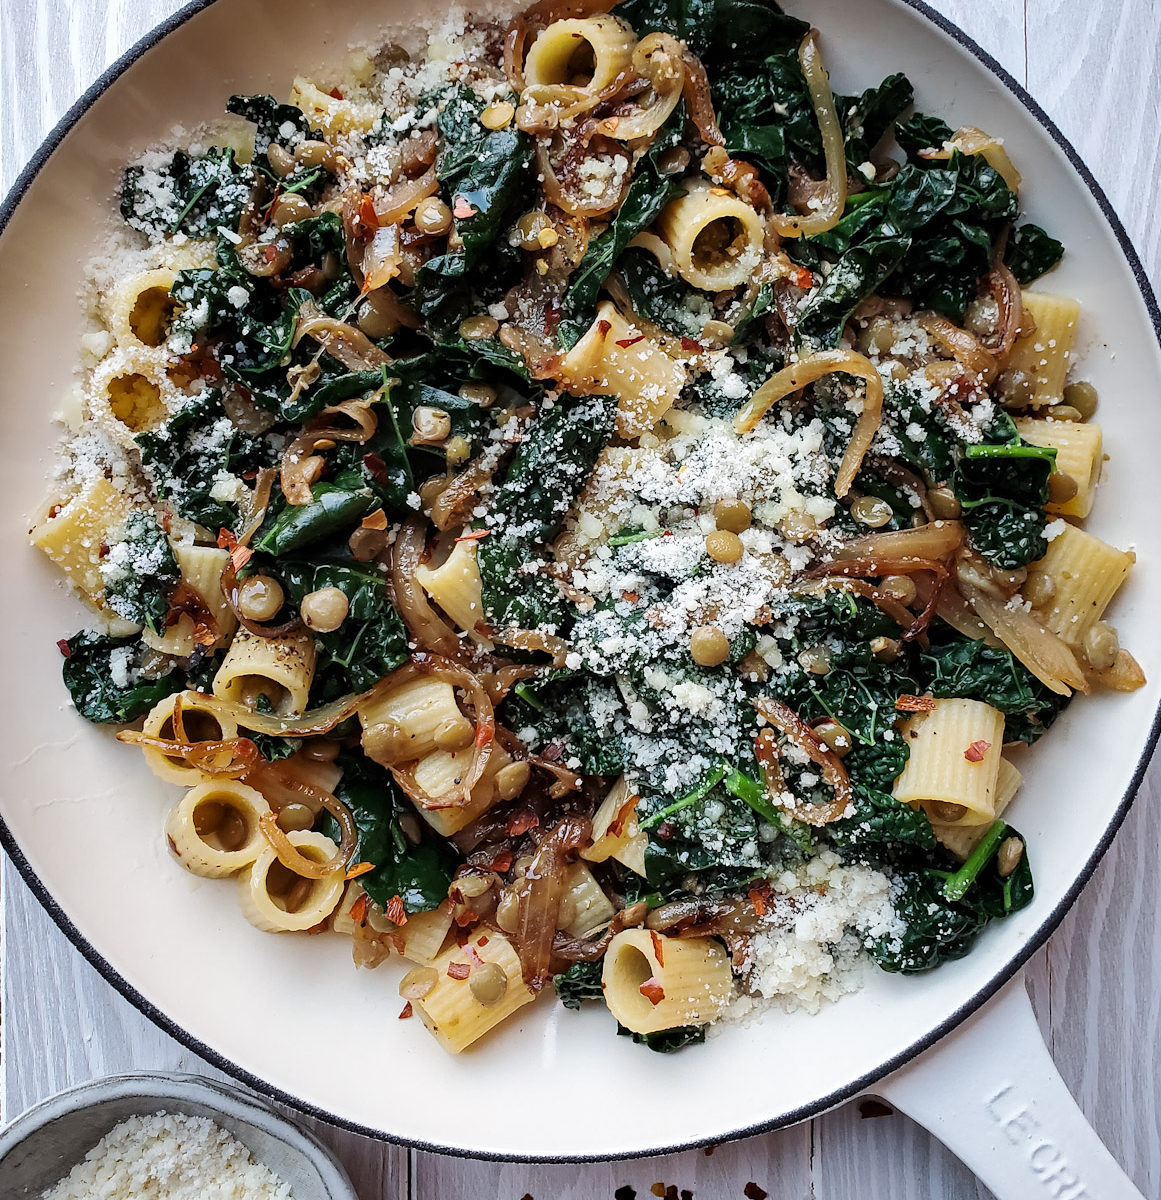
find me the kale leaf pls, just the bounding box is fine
[279,560,408,695]
[101,510,179,634]
[255,478,377,557]
[827,785,935,861]
[502,672,628,775]
[60,632,184,724]
[553,959,605,1010]
[326,754,457,914]
[478,395,616,630]
[1005,223,1065,285]
[121,148,253,239]
[135,391,274,532]
[225,93,322,178]
[617,1024,707,1052]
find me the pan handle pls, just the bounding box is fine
[872,972,1144,1199]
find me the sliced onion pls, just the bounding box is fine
[236,468,276,549]
[681,48,724,146]
[595,33,684,141]
[192,686,383,738]
[220,547,302,640]
[537,134,632,219]
[294,300,391,371]
[117,730,262,777]
[515,812,592,990]
[281,397,380,506]
[375,163,439,227]
[495,726,581,798]
[754,697,852,825]
[958,577,1088,696]
[429,458,496,533]
[362,224,404,291]
[483,625,569,667]
[164,582,219,647]
[770,32,847,238]
[795,577,916,638]
[390,517,469,659]
[734,348,883,497]
[248,759,357,877]
[804,556,948,641]
[985,258,1023,362]
[835,520,964,563]
[917,311,998,383]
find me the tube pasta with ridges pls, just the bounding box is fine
[559,301,687,438]
[654,181,765,292]
[932,757,1022,860]
[522,16,634,95]
[165,780,271,877]
[414,539,490,645]
[602,928,732,1035]
[412,931,535,1053]
[407,743,517,836]
[360,676,474,768]
[141,692,241,785]
[105,268,178,349]
[892,698,1006,827]
[238,830,346,932]
[1030,524,1133,644]
[1014,418,1103,519]
[558,862,617,938]
[213,627,317,717]
[1007,294,1080,405]
[143,543,236,656]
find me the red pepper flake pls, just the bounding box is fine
[363,452,390,488]
[217,528,238,551]
[349,892,370,926]
[358,194,379,232]
[447,961,471,980]
[452,195,477,219]
[262,243,280,264]
[161,509,173,534]
[597,319,612,338]
[398,1000,413,1019]
[505,809,539,837]
[230,544,253,571]
[56,639,72,659]
[385,894,409,926]
[543,300,562,336]
[794,266,814,290]
[615,335,645,348]
[656,821,676,841]
[465,944,486,968]
[477,935,489,946]
[649,929,665,967]
[490,850,514,873]
[47,503,63,519]
[680,336,703,354]
[639,978,665,1006]
[344,861,375,881]
[454,529,491,542]
[749,888,768,918]
[361,508,388,531]
[744,1185,768,1200]
[895,693,936,713]
[454,908,481,929]
[97,541,110,559]
[328,86,344,100]
[964,739,991,763]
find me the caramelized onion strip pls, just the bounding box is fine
[754,698,852,825]
[117,730,262,778]
[390,517,467,659]
[281,398,379,506]
[804,556,948,641]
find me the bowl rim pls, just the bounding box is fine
[0,0,1159,1163]
[0,1070,357,1197]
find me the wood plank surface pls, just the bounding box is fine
[2,1,1158,1197]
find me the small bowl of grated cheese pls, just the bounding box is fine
[0,1073,358,1200]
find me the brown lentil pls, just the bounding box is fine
[690,624,730,667]
[1063,380,1099,419]
[927,486,962,519]
[1083,620,1119,671]
[705,529,744,563]
[411,405,452,444]
[349,525,389,561]
[458,314,499,340]
[997,836,1025,878]
[1048,472,1079,505]
[851,495,894,528]
[469,961,509,1006]
[881,574,918,605]
[931,801,967,822]
[458,381,497,407]
[399,965,439,1001]
[1023,570,1055,608]
[713,498,751,533]
[813,720,852,757]
[277,803,316,833]
[480,101,515,130]
[1046,404,1083,422]
[270,193,314,227]
[413,196,453,236]
[265,142,295,178]
[871,635,901,662]
[798,644,832,675]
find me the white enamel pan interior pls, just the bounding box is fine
[0,0,1158,1187]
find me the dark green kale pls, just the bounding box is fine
[617,1023,706,1052]
[920,629,1070,744]
[553,959,605,1010]
[616,0,808,58]
[135,391,275,532]
[501,673,628,775]
[827,786,936,862]
[279,560,408,695]
[254,477,378,557]
[121,148,254,239]
[225,94,324,182]
[477,395,616,630]
[323,754,457,914]
[894,111,954,160]
[101,510,179,634]
[954,429,1057,568]
[416,86,532,318]
[560,106,686,339]
[60,632,184,724]
[1004,223,1065,285]
[868,824,1033,972]
[616,248,702,337]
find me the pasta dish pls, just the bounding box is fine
[32,0,1143,1053]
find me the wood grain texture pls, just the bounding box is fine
[1,2,1158,1197]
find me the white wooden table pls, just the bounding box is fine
[2,2,1159,1196]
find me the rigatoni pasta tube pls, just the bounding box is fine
[30,477,135,613]
[893,698,1005,827]
[105,268,177,348]
[1006,294,1080,405]
[407,743,524,837]
[141,691,240,785]
[333,884,454,963]
[559,301,687,439]
[522,16,634,94]
[414,539,489,645]
[165,780,271,878]
[412,931,535,1053]
[213,627,317,717]
[143,543,236,656]
[602,928,732,1035]
[360,676,473,768]
[932,757,1021,860]
[1014,418,1103,519]
[1029,523,1133,645]
[238,830,346,932]
[582,775,648,877]
[655,181,765,292]
[558,862,617,938]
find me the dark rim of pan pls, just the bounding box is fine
[0,0,1158,1163]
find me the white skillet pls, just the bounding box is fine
[0,0,1156,1193]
